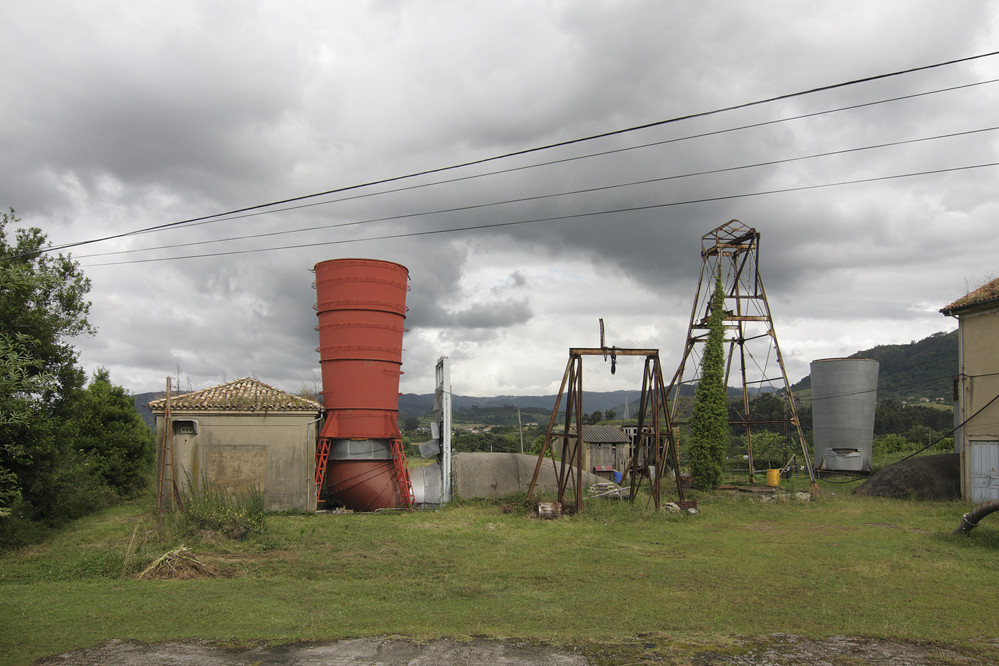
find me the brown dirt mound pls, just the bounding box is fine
[853,453,960,500]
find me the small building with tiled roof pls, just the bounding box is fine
[941,278,999,501]
[149,377,322,511]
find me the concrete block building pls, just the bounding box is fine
[149,377,322,511]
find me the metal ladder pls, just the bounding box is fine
[314,437,332,510]
[389,438,415,507]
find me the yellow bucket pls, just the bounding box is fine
[766,469,781,487]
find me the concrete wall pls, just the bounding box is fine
[955,306,999,500]
[452,452,611,500]
[154,411,319,511]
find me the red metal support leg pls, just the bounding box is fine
[315,437,332,510]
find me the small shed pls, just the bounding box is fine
[148,377,322,511]
[941,278,999,501]
[580,425,632,471]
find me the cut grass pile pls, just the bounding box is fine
[1,486,998,664]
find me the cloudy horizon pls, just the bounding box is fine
[3,1,995,398]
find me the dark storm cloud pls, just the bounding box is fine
[0,3,309,217]
[2,1,995,394]
[451,299,533,329]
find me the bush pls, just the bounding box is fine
[743,430,793,469]
[0,467,20,509]
[26,449,115,524]
[178,476,265,540]
[874,433,911,455]
[934,436,954,452]
[65,368,155,498]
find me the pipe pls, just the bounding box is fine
[953,499,999,535]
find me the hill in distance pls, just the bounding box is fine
[402,330,958,421]
[132,330,958,427]
[791,329,957,402]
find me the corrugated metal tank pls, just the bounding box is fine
[314,258,409,510]
[811,358,879,472]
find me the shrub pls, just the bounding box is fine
[688,272,728,489]
[65,368,155,498]
[178,476,265,540]
[873,433,910,455]
[744,430,792,469]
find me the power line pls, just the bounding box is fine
[896,391,999,463]
[73,124,999,260]
[78,160,999,267]
[74,76,999,245]
[34,48,999,257]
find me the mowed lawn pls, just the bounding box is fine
[2,483,998,664]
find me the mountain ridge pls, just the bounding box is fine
[134,330,958,423]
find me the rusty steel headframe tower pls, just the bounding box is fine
[669,220,818,492]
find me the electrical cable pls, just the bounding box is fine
[817,390,999,484]
[77,160,999,267]
[72,75,999,243]
[895,391,999,463]
[29,49,999,257]
[73,125,999,260]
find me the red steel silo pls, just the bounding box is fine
[314,258,413,510]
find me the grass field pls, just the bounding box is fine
[2,482,998,664]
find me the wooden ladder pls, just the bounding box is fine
[156,377,181,512]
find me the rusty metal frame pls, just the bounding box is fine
[527,348,685,512]
[628,353,686,510]
[668,220,819,493]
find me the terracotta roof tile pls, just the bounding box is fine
[147,377,321,412]
[941,277,999,315]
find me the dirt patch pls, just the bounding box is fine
[694,633,990,665]
[36,637,588,665]
[854,453,960,500]
[36,635,998,665]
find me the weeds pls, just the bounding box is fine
[178,476,266,540]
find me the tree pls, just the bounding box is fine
[743,430,787,469]
[0,208,96,520]
[604,409,616,421]
[65,368,155,498]
[688,271,729,490]
[0,210,93,401]
[403,416,420,433]
[0,332,59,508]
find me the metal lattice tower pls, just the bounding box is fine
[668,220,818,491]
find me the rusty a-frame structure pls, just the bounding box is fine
[527,346,687,512]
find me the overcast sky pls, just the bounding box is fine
[2,1,996,399]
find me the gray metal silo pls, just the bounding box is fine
[810,358,879,472]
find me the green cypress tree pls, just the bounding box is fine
[688,270,729,489]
